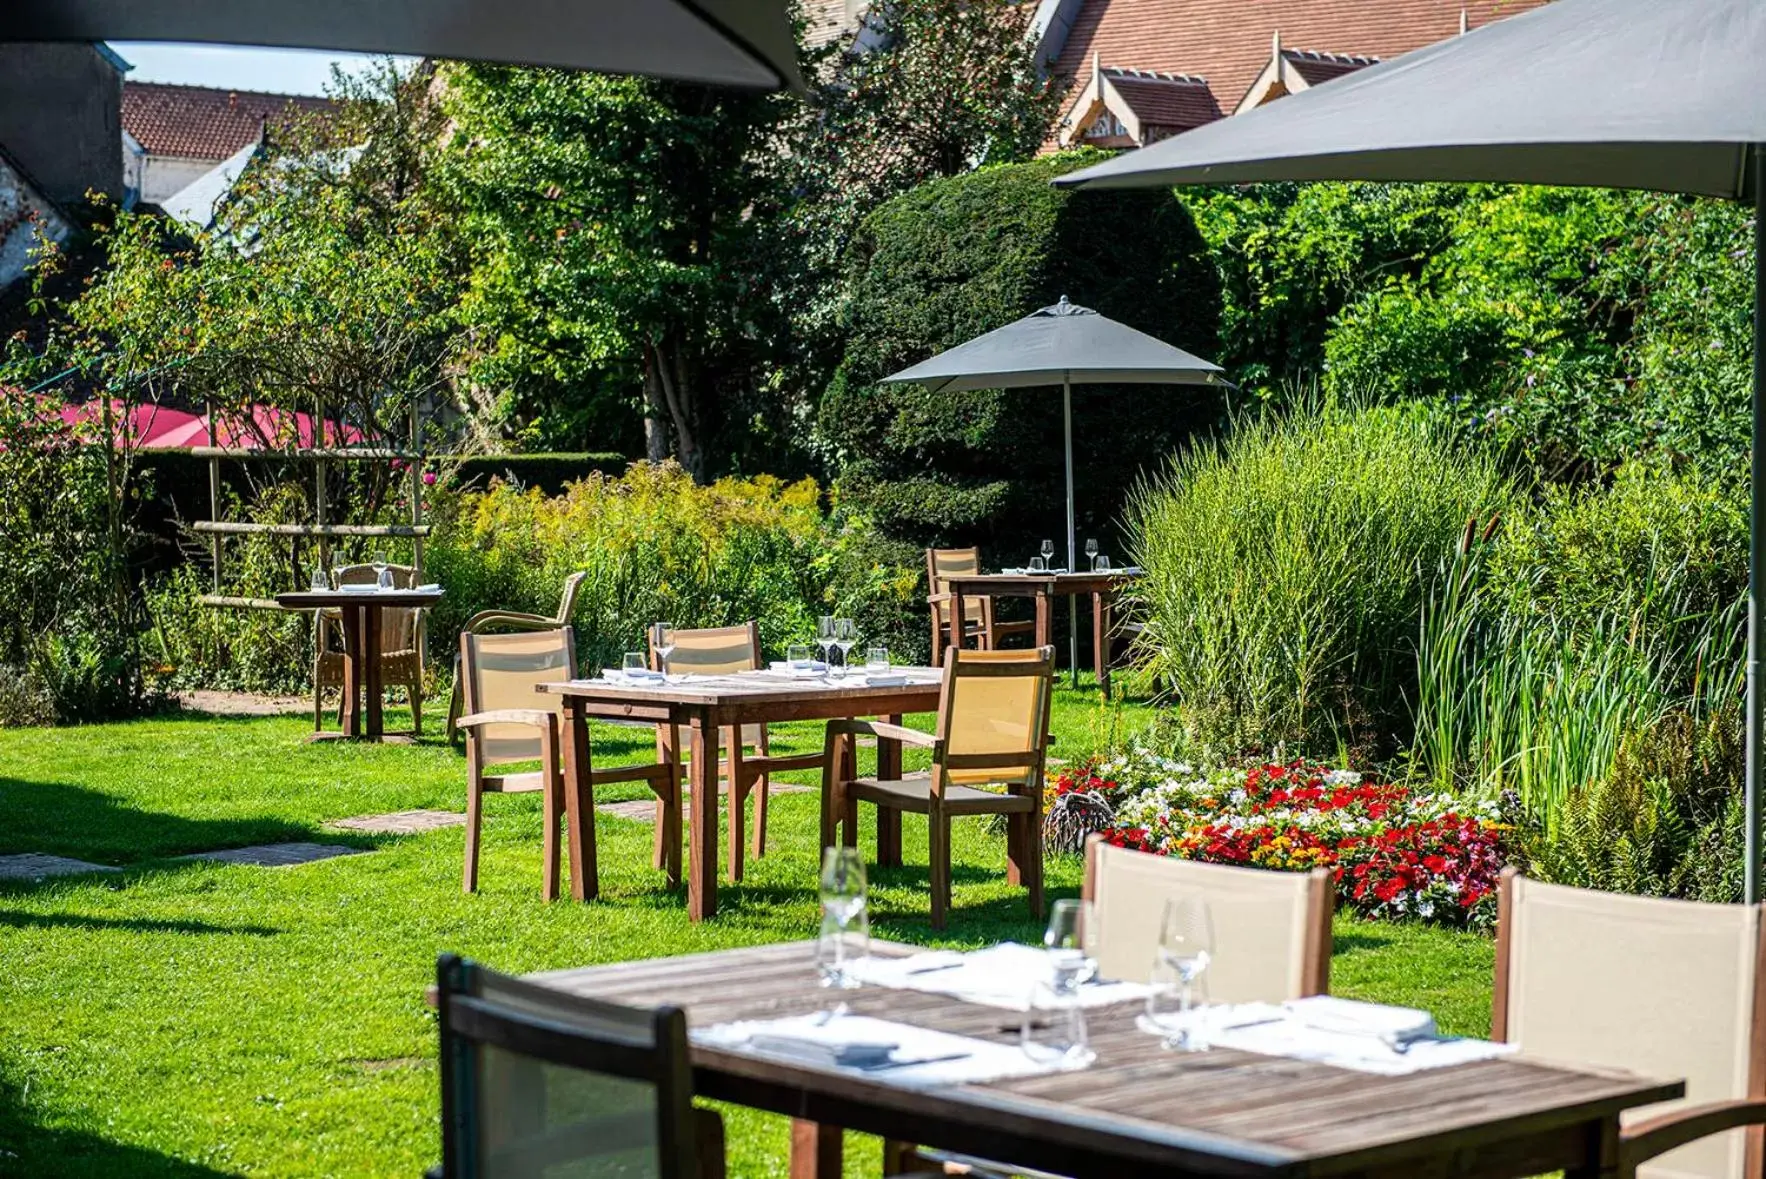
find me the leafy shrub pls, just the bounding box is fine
[821,151,1225,557]
[426,462,923,671]
[1530,708,1742,903]
[1128,400,1514,754]
[0,390,150,722]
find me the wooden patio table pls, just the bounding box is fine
[537,668,945,918]
[275,588,442,742]
[941,570,1141,693]
[517,939,1680,1179]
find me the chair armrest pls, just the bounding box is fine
[457,709,556,730]
[462,610,556,634]
[926,592,953,605]
[1620,1099,1766,1169]
[826,718,938,748]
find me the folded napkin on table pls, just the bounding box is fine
[695,1012,1065,1086]
[1149,997,1518,1076]
[601,668,665,683]
[767,660,829,676]
[845,944,1153,1011]
[415,583,442,593]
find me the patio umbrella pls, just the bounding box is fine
[881,296,1226,678]
[3,0,803,91]
[1052,0,1766,898]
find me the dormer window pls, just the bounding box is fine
[1084,110,1127,140]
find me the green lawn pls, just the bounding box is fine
[0,691,1495,1177]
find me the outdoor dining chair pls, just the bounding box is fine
[1494,870,1766,1178]
[1084,835,1333,1000]
[446,571,588,745]
[926,547,1034,664]
[432,952,726,1179]
[313,561,426,734]
[890,838,1335,1179]
[650,621,822,882]
[457,627,679,900]
[821,645,1055,929]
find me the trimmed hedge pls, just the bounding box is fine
[449,452,629,495]
[819,150,1225,560]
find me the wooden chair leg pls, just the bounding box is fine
[410,680,423,736]
[929,807,950,930]
[540,727,561,902]
[1004,809,1025,887]
[695,1109,728,1179]
[1025,808,1045,921]
[659,773,684,888]
[751,771,770,862]
[819,732,841,851]
[653,723,677,873]
[463,749,484,895]
[446,656,463,745]
[726,729,747,883]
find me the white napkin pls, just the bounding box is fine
[415,582,442,593]
[601,668,664,683]
[339,584,379,593]
[845,944,1154,1012]
[861,673,909,687]
[694,1012,1063,1087]
[1148,999,1518,1076]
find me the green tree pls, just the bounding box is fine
[438,65,795,479]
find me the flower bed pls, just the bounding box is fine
[1050,750,1511,928]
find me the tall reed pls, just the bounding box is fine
[1127,399,1515,754]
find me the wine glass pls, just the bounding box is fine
[371,549,390,589]
[1147,894,1214,1050]
[817,847,868,990]
[1085,538,1099,571]
[653,623,676,675]
[832,618,856,677]
[1043,898,1098,993]
[1040,539,1056,570]
[816,615,836,667]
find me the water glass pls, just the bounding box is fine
[309,562,329,592]
[1144,894,1214,1050]
[1028,555,1047,573]
[623,652,646,676]
[1023,899,1098,1067]
[865,646,889,672]
[787,643,814,669]
[1095,554,1111,573]
[817,846,868,989]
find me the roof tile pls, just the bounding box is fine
[122,82,335,161]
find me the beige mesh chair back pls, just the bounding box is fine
[435,953,724,1179]
[447,571,589,744]
[460,628,575,767]
[928,547,987,625]
[1085,837,1332,1000]
[1495,872,1766,1179]
[937,646,1053,790]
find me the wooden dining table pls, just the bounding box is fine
[275,587,442,741]
[523,939,1681,1179]
[538,668,945,920]
[942,569,1141,693]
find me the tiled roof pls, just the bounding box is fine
[1283,48,1379,86]
[1055,0,1549,126]
[1104,69,1222,132]
[122,82,335,161]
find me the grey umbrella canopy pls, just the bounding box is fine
[1054,0,1766,900]
[882,296,1225,680]
[2,0,804,91]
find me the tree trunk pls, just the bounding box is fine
[649,338,706,483]
[642,353,670,463]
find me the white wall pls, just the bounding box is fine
[140,154,215,205]
[0,152,71,289]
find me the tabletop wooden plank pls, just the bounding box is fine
[522,941,1681,1178]
[274,590,443,609]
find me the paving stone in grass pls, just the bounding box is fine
[328,810,464,835]
[178,842,366,867]
[0,853,120,880]
[596,783,812,824]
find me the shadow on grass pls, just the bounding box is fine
[0,910,279,937]
[1333,930,1397,955]
[0,778,389,867]
[0,1076,232,1178]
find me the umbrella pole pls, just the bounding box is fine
[1749,146,1765,905]
[1064,376,1079,687]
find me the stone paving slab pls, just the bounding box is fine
[0,853,121,881]
[177,842,365,867]
[596,783,812,824]
[328,810,465,835]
